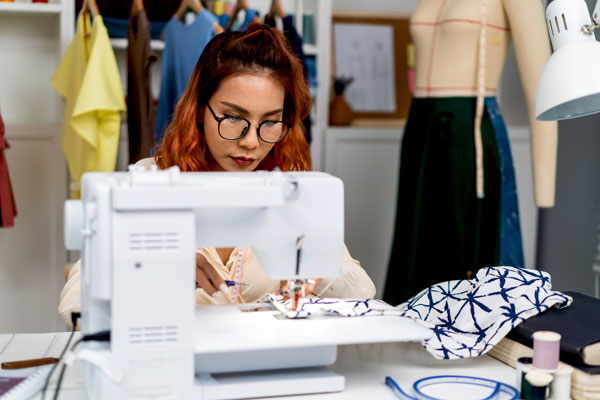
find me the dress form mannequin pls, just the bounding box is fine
[383,0,557,305]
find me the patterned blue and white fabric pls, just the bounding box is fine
[396,266,572,359]
[265,267,571,360]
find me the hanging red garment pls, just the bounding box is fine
[0,112,17,227]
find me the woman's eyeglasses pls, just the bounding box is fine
[205,103,291,144]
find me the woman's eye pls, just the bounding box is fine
[224,114,243,122]
[262,121,277,127]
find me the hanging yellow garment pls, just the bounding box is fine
[51,13,126,198]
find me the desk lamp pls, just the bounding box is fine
[536,0,600,298]
[535,0,600,121]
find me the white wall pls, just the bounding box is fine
[0,3,73,333]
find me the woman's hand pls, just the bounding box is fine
[196,252,230,300]
[278,278,323,297]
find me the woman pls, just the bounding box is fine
[59,24,375,327]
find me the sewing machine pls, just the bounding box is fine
[64,167,431,400]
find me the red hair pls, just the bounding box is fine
[155,23,312,172]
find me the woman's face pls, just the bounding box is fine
[202,72,285,172]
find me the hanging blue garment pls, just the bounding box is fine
[239,9,257,30]
[218,13,229,30]
[155,10,218,142]
[102,16,168,40]
[218,9,257,31]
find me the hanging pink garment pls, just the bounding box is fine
[0,112,17,227]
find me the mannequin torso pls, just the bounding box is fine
[409,0,558,207]
[411,0,510,97]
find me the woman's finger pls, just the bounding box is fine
[196,267,219,296]
[303,278,323,296]
[277,280,289,296]
[196,252,230,300]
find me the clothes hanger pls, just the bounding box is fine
[225,0,249,31]
[81,0,99,38]
[81,0,99,19]
[131,0,144,13]
[174,0,204,20]
[268,0,286,19]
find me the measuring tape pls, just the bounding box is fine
[385,375,519,400]
[229,247,247,304]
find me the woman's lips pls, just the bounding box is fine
[231,156,255,167]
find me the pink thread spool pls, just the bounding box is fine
[533,331,561,371]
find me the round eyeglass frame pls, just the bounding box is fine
[203,102,291,144]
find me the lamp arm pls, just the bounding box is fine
[581,0,600,34]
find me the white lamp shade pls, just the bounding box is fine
[535,36,600,121]
[535,0,600,121]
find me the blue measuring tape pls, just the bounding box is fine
[385,375,519,400]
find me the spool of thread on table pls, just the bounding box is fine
[516,357,534,395]
[525,370,553,400]
[533,331,561,371]
[550,364,573,400]
[520,364,535,399]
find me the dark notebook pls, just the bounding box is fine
[506,291,600,374]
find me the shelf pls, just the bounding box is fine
[0,2,61,16]
[110,38,165,51]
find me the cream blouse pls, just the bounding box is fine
[58,158,376,327]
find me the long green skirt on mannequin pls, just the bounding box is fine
[383,97,524,306]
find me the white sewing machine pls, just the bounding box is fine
[64,167,431,400]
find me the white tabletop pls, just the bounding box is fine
[0,332,516,399]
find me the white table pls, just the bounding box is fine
[0,332,516,399]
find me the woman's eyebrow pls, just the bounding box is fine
[262,108,284,118]
[220,101,249,115]
[220,101,283,118]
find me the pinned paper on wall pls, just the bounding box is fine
[334,23,396,113]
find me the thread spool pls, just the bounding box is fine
[516,357,534,395]
[533,331,561,371]
[550,364,573,400]
[520,364,535,400]
[525,370,553,400]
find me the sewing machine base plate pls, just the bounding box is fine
[195,366,344,399]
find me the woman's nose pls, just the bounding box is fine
[238,123,260,149]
